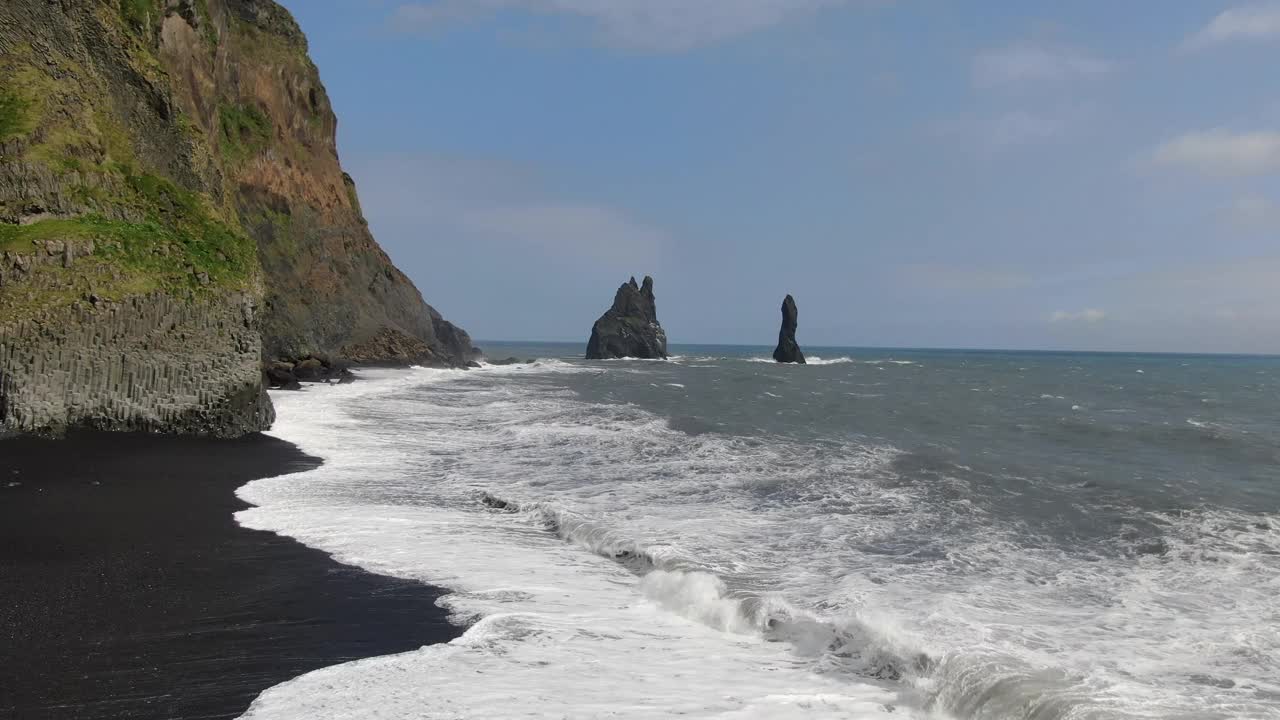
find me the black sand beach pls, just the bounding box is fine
[0,432,461,720]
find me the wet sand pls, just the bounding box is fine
[0,431,461,719]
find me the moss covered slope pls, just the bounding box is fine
[0,0,472,435]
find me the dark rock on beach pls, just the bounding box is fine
[293,358,326,380]
[773,294,806,364]
[264,358,355,389]
[586,276,668,360]
[265,362,303,390]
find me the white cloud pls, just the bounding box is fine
[899,264,1033,292]
[1187,3,1280,48]
[1050,308,1107,323]
[1153,129,1280,176]
[1222,193,1280,229]
[972,43,1110,88]
[458,204,669,262]
[1032,258,1280,352]
[392,0,860,51]
[347,153,668,266]
[927,104,1096,149]
[990,109,1069,146]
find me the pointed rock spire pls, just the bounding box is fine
[772,294,806,364]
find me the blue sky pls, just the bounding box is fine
[288,1,1280,353]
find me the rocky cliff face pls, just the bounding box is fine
[0,0,470,436]
[585,276,668,360]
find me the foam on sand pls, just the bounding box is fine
[237,363,1280,720]
[237,367,906,719]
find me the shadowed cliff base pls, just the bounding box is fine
[0,431,462,720]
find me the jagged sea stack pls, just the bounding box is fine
[772,295,806,364]
[585,276,668,360]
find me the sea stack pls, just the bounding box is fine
[585,276,668,360]
[772,295,806,364]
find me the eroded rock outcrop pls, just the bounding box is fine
[0,292,275,437]
[0,0,472,436]
[772,294,806,364]
[586,276,668,360]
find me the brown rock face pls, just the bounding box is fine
[158,0,474,367]
[0,0,472,435]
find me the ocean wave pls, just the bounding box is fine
[475,357,588,374]
[744,356,858,365]
[476,490,935,685]
[1052,411,1275,464]
[595,355,672,362]
[470,486,1280,720]
[742,356,916,366]
[242,365,1280,720]
[672,355,723,364]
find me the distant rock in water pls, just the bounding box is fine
[586,276,669,360]
[772,295,806,364]
[488,357,534,366]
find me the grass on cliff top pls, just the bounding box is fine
[0,172,257,297]
[0,215,247,279]
[0,89,34,142]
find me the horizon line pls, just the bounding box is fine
[473,340,1280,359]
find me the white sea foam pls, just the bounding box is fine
[236,364,1280,720]
[237,367,910,719]
[673,355,722,364]
[743,356,858,365]
[809,356,856,365]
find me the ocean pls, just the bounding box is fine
[234,344,1280,719]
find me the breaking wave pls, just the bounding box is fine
[234,356,1280,720]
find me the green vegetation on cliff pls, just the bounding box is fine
[1,170,255,296]
[118,0,158,32]
[218,102,272,165]
[0,7,255,316]
[2,0,473,370]
[0,89,33,142]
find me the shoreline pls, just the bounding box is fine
[0,430,462,719]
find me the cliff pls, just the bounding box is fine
[0,0,471,436]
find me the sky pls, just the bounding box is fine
[287,1,1280,353]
